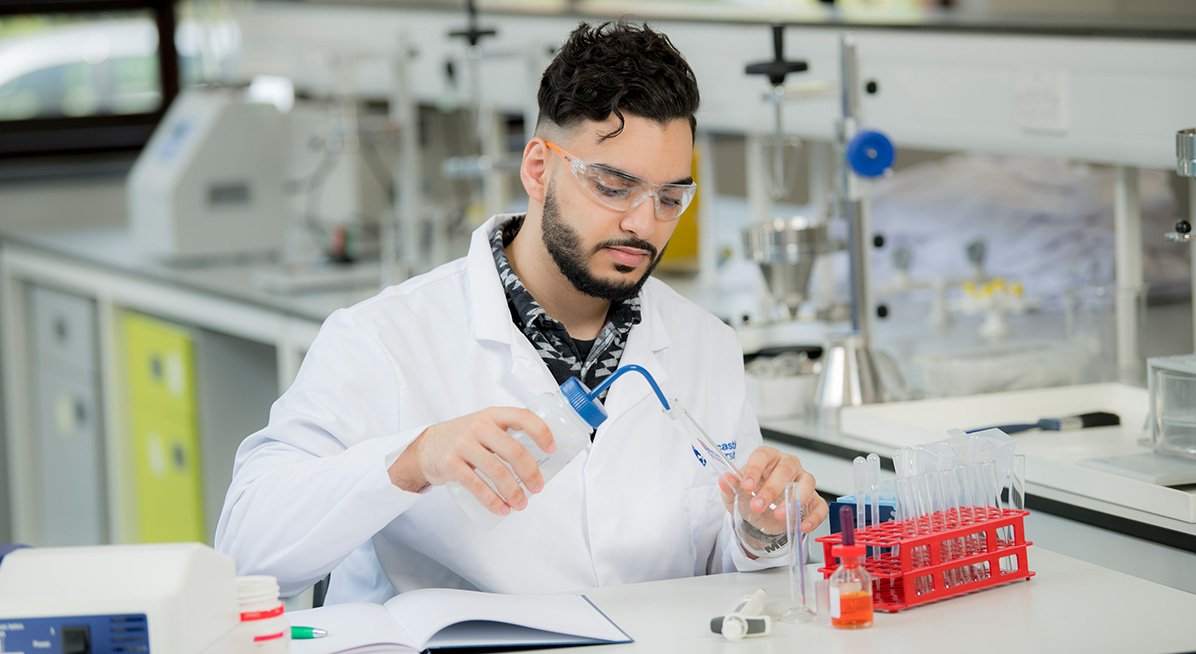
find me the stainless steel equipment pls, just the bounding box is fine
[743,217,829,319]
[814,35,894,421]
[813,333,885,419]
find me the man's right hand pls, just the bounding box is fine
[388,408,555,516]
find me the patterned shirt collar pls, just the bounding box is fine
[489,215,642,393]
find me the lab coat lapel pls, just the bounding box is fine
[597,285,672,420]
[466,214,557,401]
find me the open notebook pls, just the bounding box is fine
[285,588,632,653]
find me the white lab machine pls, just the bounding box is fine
[0,543,248,653]
[128,87,286,261]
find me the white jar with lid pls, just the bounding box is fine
[237,575,290,652]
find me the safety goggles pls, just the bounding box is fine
[544,141,697,221]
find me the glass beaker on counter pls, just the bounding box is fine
[1149,355,1196,460]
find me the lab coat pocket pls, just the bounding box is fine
[686,484,725,576]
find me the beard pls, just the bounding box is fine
[541,185,664,302]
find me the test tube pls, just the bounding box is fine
[782,482,814,623]
[908,473,934,596]
[934,469,960,588]
[866,453,881,561]
[853,456,866,533]
[1007,453,1027,512]
[977,460,1002,549]
[894,447,916,479]
[947,466,974,584]
[937,441,954,471]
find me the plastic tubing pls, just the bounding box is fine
[587,364,670,410]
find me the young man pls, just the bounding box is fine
[216,21,828,604]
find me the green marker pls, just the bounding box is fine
[291,626,328,639]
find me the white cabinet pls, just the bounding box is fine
[28,286,107,546]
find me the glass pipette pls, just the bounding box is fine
[668,404,743,485]
[586,364,743,484]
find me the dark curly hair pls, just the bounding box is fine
[536,20,700,142]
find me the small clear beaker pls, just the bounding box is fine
[1149,356,1196,460]
[731,487,789,560]
[761,135,803,202]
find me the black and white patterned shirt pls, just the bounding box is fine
[490,215,641,403]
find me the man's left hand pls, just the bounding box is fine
[717,446,829,535]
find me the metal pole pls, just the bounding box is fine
[387,34,420,284]
[1113,166,1144,383]
[837,35,871,344]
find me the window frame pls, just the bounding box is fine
[0,0,179,158]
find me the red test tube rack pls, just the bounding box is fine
[816,506,1034,612]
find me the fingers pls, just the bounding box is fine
[414,407,557,516]
[736,447,774,495]
[486,407,555,455]
[717,472,737,514]
[735,446,829,534]
[451,454,511,516]
[740,448,804,515]
[799,474,830,534]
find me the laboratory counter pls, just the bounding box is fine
[1,226,375,326]
[525,548,1196,654]
[2,225,1195,594]
[758,384,1196,595]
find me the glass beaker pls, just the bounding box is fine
[731,487,789,560]
[1150,356,1196,460]
[761,135,804,202]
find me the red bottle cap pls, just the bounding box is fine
[832,543,866,560]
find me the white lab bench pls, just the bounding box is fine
[760,386,1196,594]
[554,548,1196,654]
[2,224,1195,598]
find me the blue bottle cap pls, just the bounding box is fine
[559,377,608,429]
[846,129,895,178]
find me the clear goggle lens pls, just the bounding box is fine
[575,163,696,221]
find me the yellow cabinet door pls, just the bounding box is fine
[130,408,205,543]
[122,311,197,417]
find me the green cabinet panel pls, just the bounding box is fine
[122,312,197,416]
[129,408,205,543]
[121,311,204,543]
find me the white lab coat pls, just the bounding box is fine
[215,214,770,603]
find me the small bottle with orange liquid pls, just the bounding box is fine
[830,505,874,629]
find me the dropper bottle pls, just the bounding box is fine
[829,505,874,629]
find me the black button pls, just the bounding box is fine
[62,626,91,654]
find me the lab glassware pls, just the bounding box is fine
[732,486,790,559]
[1008,454,1027,511]
[668,405,742,485]
[668,397,791,560]
[853,456,866,532]
[866,453,880,561]
[449,377,607,528]
[829,506,873,629]
[762,135,803,201]
[816,504,1033,613]
[1149,355,1196,460]
[780,481,815,623]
